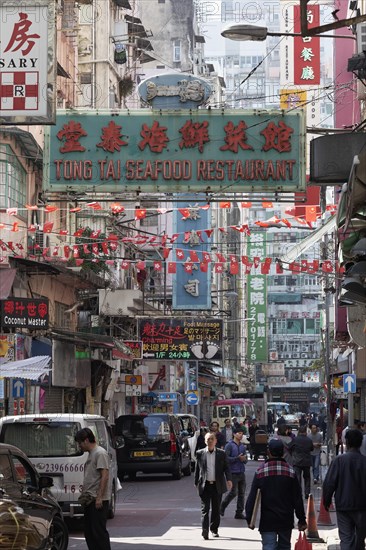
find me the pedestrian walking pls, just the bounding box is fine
[221,418,233,444]
[245,439,307,549]
[308,423,322,483]
[288,424,313,499]
[323,429,366,550]
[220,426,247,519]
[248,418,260,459]
[194,431,232,540]
[209,421,226,449]
[74,428,111,550]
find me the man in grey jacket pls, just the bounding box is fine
[288,425,313,499]
[323,429,366,550]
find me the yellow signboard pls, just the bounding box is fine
[332,375,343,389]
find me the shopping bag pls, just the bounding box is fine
[295,532,312,549]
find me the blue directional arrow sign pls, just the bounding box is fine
[12,379,25,398]
[189,381,197,391]
[186,391,199,405]
[158,392,177,401]
[343,374,356,394]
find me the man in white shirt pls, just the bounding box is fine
[195,432,232,540]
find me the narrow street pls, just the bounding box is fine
[67,459,339,549]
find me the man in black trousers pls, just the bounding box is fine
[323,429,366,550]
[195,431,232,540]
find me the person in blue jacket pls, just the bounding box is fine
[220,426,247,519]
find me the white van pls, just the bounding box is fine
[0,413,119,518]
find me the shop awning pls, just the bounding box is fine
[0,355,51,380]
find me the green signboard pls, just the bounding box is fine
[246,232,268,363]
[44,109,306,193]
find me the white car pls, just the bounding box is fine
[177,414,200,469]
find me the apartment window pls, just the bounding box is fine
[140,201,159,227]
[0,145,26,210]
[173,39,181,62]
[55,302,71,329]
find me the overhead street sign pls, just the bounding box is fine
[158,392,177,401]
[343,374,356,394]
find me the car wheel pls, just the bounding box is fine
[182,455,192,477]
[108,481,116,519]
[172,458,182,480]
[50,515,69,550]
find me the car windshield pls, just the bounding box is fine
[119,416,170,439]
[1,422,82,457]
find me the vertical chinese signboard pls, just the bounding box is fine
[246,233,267,363]
[293,4,320,86]
[0,0,56,124]
[173,194,211,310]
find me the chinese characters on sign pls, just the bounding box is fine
[138,318,223,361]
[246,233,268,363]
[0,298,49,329]
[294,5,320,85]
[0,0,56,123]
[46,111,306,193]
[112,341,142,360]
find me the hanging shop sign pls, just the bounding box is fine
[44,109,306,194]
[172,194,211,310]
[138,73,212,109]
[0,0,56,124]
[246,232,268,363]
[138,317,223,361]
[0,298,49,329]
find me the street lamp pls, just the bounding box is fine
[221,24,356,41]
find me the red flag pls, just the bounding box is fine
[202,252,211,262]
[216,253,225,263]
[244,263,253,274]
[281,218,292,228]
[109,241,118,251]
[92,243,99,255]
[168,262,176,274]
[178,208,190,219]
[230,262,239,275]
[184,262,193,273]
[75,259,84,266]
[59,229,68,236]
[64,245,71,258]
[253,257,260,268]
[163,248,170,259]
[136,260,146,270]
[135,209,147,220]
[215,263,224,273]
[322,260,333,273]
[43,221,54,233]
[87,202,102,210]
[176,249,185,261]
[121,260,130,270]
[220,201,231,208]
[74,228,84,237]
[154,261,162,271]
[90,230,101,239]
[241,202,252,208]
[305,206,318,222]
[204,229,214,238]
[52,246,59,256]
[101,242,109,254]
[44,205,58,213]
[301,260,308,272]
[289,262,301,273]
[200,262,208,272]
[262,201,273,208]
[26,204,38,210]
[276,262,283,274]
[111,203,124,214]
[189,250,199,262]
[11,223,19,232]
[70,207,82,213]
[242,255,250,265]
[307,260,319,274]
[83,244,90,254]
[28,225,37,232]
[73,245,79,258]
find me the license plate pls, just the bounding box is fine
[133,451,154,457]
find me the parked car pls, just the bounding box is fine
[177,413,200,468]
[0,442,68,550]
[115,413,191,480]
[283,414,300,430]
[0,413,118,518]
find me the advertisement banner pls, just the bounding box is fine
[246,232,268,363]
[138,317,223,361]
[45,110,306,193]
[0,0,56,124]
